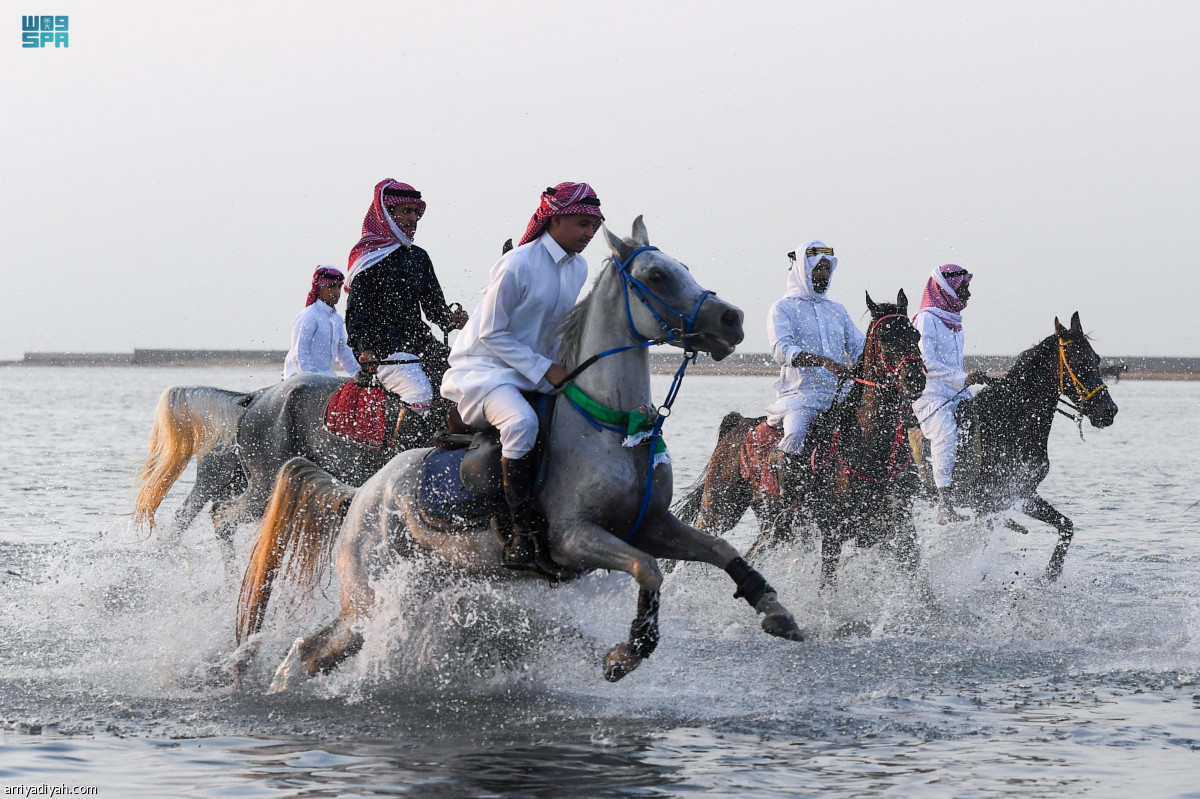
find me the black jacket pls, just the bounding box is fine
[345,245,453,358]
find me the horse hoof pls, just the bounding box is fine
[603,643,643,682]
[267,637,305,694]
[761,612,805,642]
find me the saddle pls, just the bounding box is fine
[738,418,782,497]
[415,393,557,533]
[322,379,437,453]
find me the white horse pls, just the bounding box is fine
[235,217,805,689]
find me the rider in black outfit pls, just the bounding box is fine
[346,244,458,390]
[344,180,467,396]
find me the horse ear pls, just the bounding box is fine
[1070,311,1082,333]
[631,214,650,247]
[1054,317,1066,336]
[896,288,908,316]
[502,238,513,255]
[865,291,879,316]
[604,224,634,263]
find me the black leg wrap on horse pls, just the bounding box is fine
[725,557,774,608]
[629,590,661,660]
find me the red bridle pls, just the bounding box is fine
[852,314,924,388]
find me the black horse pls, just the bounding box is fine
[925,311,1117,579]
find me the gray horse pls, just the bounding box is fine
[133,372,439,569]
[235,216,806,688]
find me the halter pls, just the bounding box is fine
[851,314,924,389]
[1057,338,1107,404]
[614,246,716,347]
[561,245,719,542]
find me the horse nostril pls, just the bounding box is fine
[722,309,741,328]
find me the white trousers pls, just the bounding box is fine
[457,383,538,459]
[376,351,433,410]
[912,393,961,488]
[767,405,823,455]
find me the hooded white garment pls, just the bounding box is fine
[766,241,866,419]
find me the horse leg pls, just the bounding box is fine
[820,526,841,585]
[1021,492,1075,580]
[602,589,660,682]
[268,489,385,691]
[638,514,804,642]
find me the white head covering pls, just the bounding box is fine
[784,240,838,301]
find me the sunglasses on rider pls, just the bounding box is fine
[787,246,836,261]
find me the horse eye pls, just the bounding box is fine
[648,271,663,283]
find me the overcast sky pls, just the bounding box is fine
[4,1,1197,361]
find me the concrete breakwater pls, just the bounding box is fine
[4,350,1198,379]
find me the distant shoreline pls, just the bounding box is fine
[3,350,1198,380]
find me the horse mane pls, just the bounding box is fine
[555,285,597,370]
[555,257,624,369]
[832,302,905,423]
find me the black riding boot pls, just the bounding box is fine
[768,448,806,497]
[496,453,539,569]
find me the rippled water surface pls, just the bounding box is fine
[1,366,1198,797]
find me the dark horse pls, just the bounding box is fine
[930,311,1117,579]
[676,291,927,582]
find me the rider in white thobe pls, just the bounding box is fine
[910,263,982,523]
[282,266,361,379]
[440,181,603,569]
[765,241,865,482]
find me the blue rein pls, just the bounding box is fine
[564,245,717,541]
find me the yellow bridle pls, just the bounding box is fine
[1058,338,1107,404]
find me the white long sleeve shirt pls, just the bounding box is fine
[767,296,866,410]
[441,232,588,403]
[914,310,966,399]
[282,301,360,379]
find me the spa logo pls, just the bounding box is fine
[21,15,68,48]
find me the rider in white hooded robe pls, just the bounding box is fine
[765,241,866,484]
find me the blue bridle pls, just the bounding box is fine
[614,245,716,347]
[561,245,720,541]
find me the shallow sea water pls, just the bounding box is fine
[0,366,1198,797]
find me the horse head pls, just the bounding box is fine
[1054,311,1118,428]
[864,290,926,401]
[603,216,744,361]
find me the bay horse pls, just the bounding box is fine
[234,216,805,689]
[675,292,927,582]
[934,311,1117,579]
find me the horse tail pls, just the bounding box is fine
[133,386,249,528]
[673,412,747,526]
[236,457,356,646]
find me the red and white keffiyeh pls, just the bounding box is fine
[517,182,604,246]
[305,265,345,306]
[346,179,426,287]
[916,264,973,332]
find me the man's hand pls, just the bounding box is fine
[792,351,849,379]
[448,304,469,330]
[966,370,989,386]
[545,363,569,387]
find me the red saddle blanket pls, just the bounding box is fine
[739,420,783,498]
[323,381,388,450]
